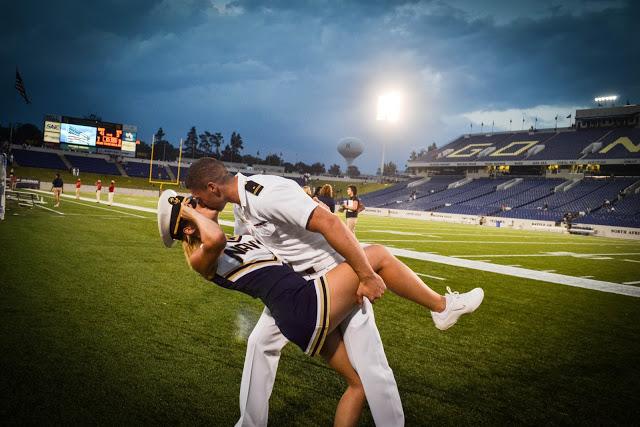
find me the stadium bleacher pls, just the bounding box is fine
[65,154,121,175]
[12,148,67,170]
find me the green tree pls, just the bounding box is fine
[263,153,283,166]
[199,131,213,156]
[383,161,398,176]
[346,165,360,177]
[309,162,326,175]
[185,126,199,159]
[212,132,224,158]
[328,164,341,176]
[229,132,244,162]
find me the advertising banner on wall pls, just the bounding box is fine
[43,121,61,143]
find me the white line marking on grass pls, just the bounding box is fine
[622,280,640,285]
[580,276,595,279]
[453,252,640,258]
[623,259,640,264]
[508,264,522,267]
[369,239,637,246]
[542,270,557,273]
[30,190,148,218]
[416,273,446,281]
[35,204,65,215]
[379,246,640,298]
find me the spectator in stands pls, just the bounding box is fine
[409,190,417,201]
[108,180,115,206]
[95,179,102,203]
[52,173,63,208]
[543,203,548,211]
[315,184,336,213]
[342,185,360,234]
[75,178,81,199]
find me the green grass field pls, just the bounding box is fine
[1,191,639,425]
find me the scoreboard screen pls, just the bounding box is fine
[43,114,137,156]
[96,123,123,148]
[60,123,97,146]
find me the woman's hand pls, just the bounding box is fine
[179,198,199,221]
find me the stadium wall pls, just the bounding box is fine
[362,208,640,240]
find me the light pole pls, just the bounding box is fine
[376,91,401,180]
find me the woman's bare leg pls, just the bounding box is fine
[364,244,446,312]
[320,330,365,427]
[325,244,446,331]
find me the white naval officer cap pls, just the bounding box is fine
[157,189,190,248]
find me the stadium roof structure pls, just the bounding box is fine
[409,107,640,168]
[576,105,640,119]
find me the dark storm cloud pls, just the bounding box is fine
[1,0,638,172]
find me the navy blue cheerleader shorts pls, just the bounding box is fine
[267,274,331,357]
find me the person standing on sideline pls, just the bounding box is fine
[51,173,63,208]
[185,158,404,427]
[9,171,17,191]
[108,180,115,206]
[75,178,81,199]
[315,184,336,213]
[342,185,360,234]
[95,179,102,203]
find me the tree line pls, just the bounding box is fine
[1,122,369,177]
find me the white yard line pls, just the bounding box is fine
[380,246,640,298]
[623,259,640,263]
[416,273,446,281]
[30,190,150,218]
[622,280,640,285]
[35,204,65,215]
[368,239,632,246]
[453,252,640,258]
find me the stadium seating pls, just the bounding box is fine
[360,175,639,225]
[65,154,121,175]
[12,148,67,170]
[124,161,170,179]
[419,128,640,163]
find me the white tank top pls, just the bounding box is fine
[216,235,283,283]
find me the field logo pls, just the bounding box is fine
[598,137,640,154]
[490,141,539,157]
[447,143,492,158]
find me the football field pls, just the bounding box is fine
[1,191,639,425]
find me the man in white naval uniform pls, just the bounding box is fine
[185,158,405,427]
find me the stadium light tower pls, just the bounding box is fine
[376,91,402,178]
[594,95,618,106]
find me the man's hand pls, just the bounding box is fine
[356,273,386,304]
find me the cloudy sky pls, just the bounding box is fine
[2,0,638,172]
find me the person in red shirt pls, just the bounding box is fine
[95,179,102,203]
[108,180,115,206]
[75,178,81,200]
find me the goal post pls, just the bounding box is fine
[149,137,184,187]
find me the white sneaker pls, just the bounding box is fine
[431,286,484,331]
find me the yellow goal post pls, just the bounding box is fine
[148,137,184,189]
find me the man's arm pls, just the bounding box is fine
[306,206,385,304]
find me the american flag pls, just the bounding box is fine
[15,68,31,104]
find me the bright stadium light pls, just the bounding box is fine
[594,95,618,103]
[376,91,402,179]
[377,91,402,123]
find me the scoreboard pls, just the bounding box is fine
[44,115,137,156]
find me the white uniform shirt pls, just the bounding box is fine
[233,173,343,276]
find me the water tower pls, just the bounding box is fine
[337,137,364,167]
